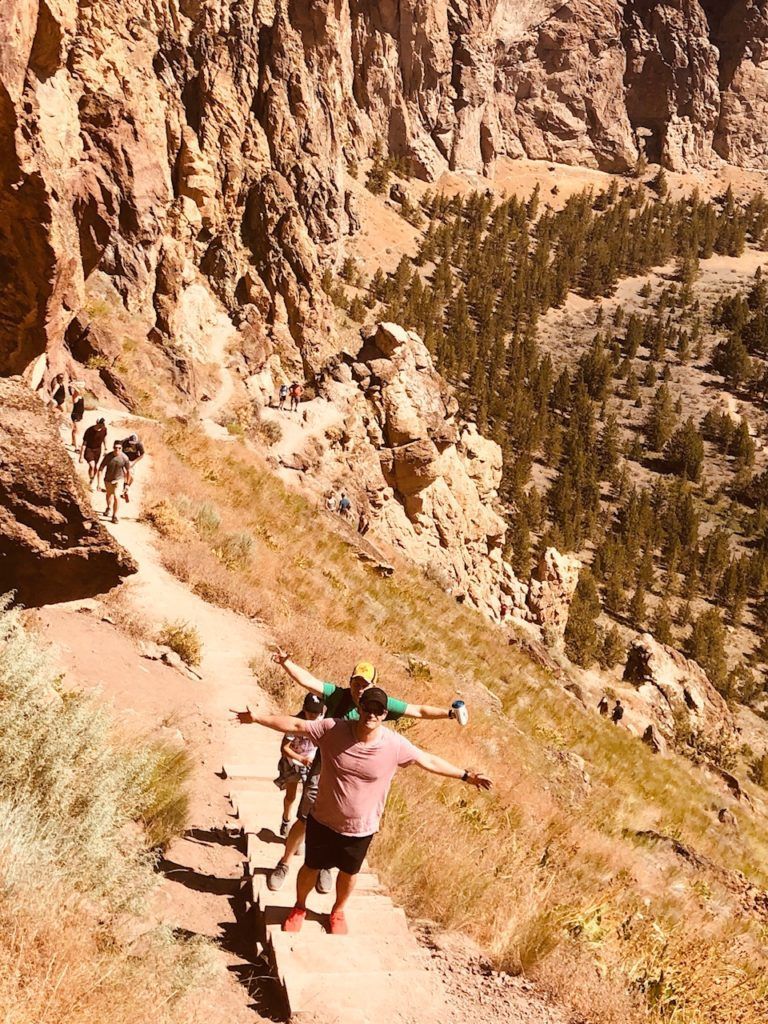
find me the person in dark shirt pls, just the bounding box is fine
[120,433,145,464]
[50,374,66,411]
[69,385,85,448]
[80,418,108,489]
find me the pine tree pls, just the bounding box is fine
[652,600,674,645]
[564,570,602,667]
[687,608,728,692]
[665,419,705,482]
[599,626,626,669]
[629,582,647,625]
[644,383,677,450]
[506,511,531,579]
[652,168,669,198]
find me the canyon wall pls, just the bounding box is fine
[2,0,768,384]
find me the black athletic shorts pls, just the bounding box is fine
[305,814,374,875]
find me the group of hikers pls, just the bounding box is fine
[277,381,304,412]
[598,694,625,724]
[324,491,370,535]
[48,373,146,524]
[237,649,487,935]
[79,414,145,523]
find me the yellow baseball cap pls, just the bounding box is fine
[350,661,378,684]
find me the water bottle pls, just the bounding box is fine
[451,699,468,726]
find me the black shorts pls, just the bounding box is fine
[305,814,373,876]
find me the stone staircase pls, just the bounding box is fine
[222,755,446,1023]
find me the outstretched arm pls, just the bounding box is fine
[270,645,326,696]
[410,748,491,789]
[403,703,452,720]
[238,709,315,735]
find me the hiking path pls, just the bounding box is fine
[59,399,449,1024]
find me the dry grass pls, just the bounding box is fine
[0,602,211,1024]
[140,421,768,1022]
[158,620,203,667]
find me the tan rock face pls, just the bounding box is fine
[524,548,581,637]
[316,323,514,616]
[3,0,768,389]
[0,377,136,605]
[705,0,768,167]
[623,633,735,744]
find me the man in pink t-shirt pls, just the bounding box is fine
[244,686,491,935]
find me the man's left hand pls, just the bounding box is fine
[231,708,255,724]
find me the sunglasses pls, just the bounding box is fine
[360,703,386,717]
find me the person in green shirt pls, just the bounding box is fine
[263,645,468,893]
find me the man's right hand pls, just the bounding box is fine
[270,644,290,666]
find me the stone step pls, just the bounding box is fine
[279,967,444,1024]
[222,761,276,779]
[271,930,427,974]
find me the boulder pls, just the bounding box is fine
[526,548,581,638]
[623,633,735,744]
[0,377,136,605]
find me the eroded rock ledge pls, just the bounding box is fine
[0,377,137,605]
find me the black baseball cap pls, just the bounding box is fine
[303,693,324,712]
[359,686,388,712]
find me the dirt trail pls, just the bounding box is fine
[49,398,575,1024]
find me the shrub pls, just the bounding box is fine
[143,499,191,538]
[193,502,220,537]
[133,739,193,849]
[254,417,282,445]
[157,620,203,667]
[0,602,211,1022]
[750,751,768,788]
[215,531,254,569]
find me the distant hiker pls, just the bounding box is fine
[611,699,625,725]
[338,492,351,518]
[50,374,66,411]
[120,433,145,465]
[242,686,490,934]
[252,648,469,898]
[69,384,85,447]
[289,381,303,412]
[597,695,610,717]
[357,510,369,536]
[119,434,144,502]
[499,600,510,622]
[99,440,132,524]
[80,417,108,489]
[275,693,325,838]
[278,383,289,410]
[325,491,336,513]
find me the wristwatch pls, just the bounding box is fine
[462,769,470,782]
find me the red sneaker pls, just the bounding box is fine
[328,910,348,935]
[282,906,306,933]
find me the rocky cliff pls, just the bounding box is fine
[0,377,137,604]
[3,0,768,387]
